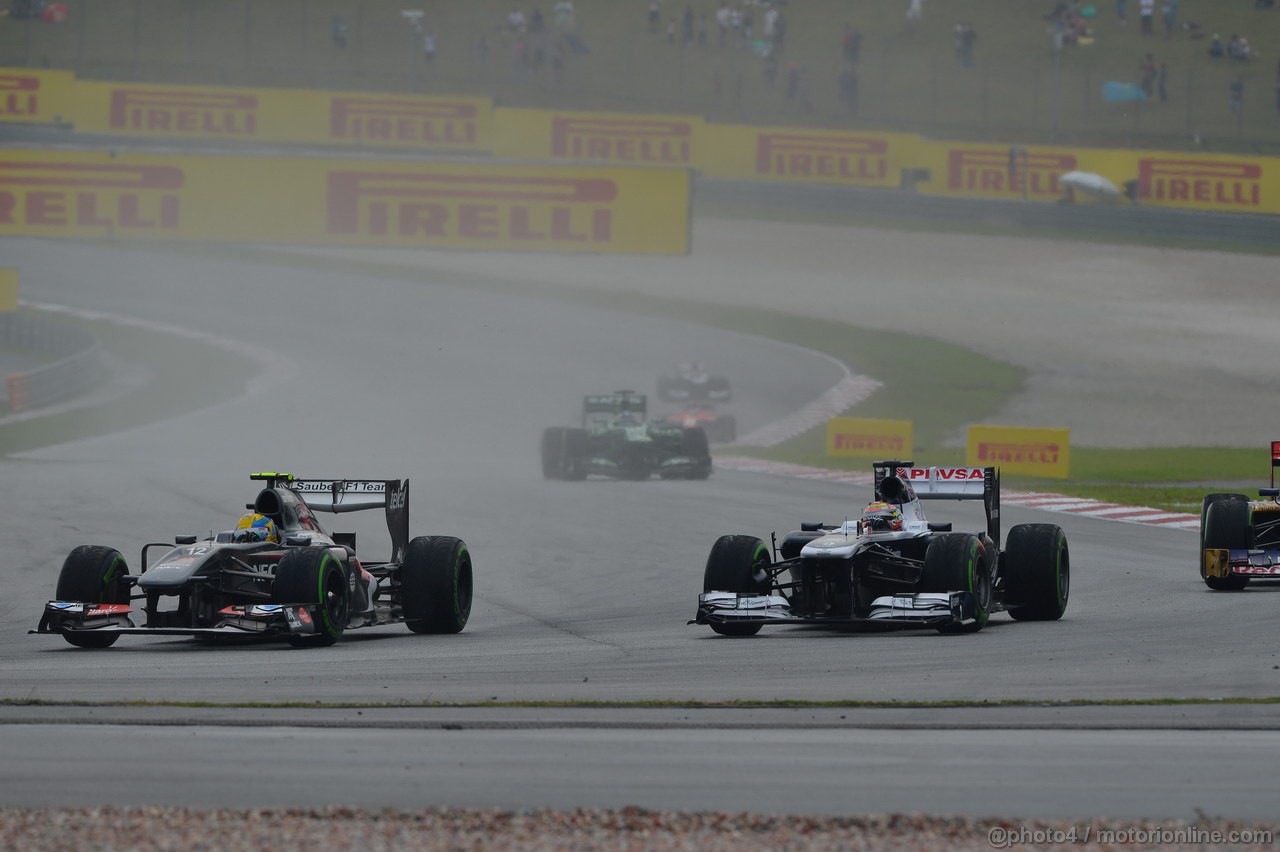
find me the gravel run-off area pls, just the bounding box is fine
[2,808,1277,851]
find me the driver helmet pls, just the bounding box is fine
[234,512,279,543]
[861,501,904,533]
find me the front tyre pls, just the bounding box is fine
[1004,524,1070,621]
[683,427,712,480]
[703,535,771,637]
[55,545,131,648]
[402,535,473,634]
[922,534,990,634]
[1202,498,1251,591]
[273,547,349,647]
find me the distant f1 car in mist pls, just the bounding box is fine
[693,459,1070,636]
[541,391,712,481]
[34,473,473,648]
[659,403,737,444]
[656,362,731,403]
[1200,440,1280,590]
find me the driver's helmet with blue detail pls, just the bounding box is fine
[234,512,279,543]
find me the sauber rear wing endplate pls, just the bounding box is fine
[250,473,410,562]
[874,460,1000,546]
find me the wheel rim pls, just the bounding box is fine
[323,566,348,632]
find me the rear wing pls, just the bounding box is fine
[582,391,647,427]
[873,461,1000,545]
[250,473,409,562]
[1271,440,1280,490]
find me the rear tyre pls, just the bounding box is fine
[541,427,565,479]
[683,427,712,480]
[922,534,990,634]
[273,547,349,647]
[1202,498,1251,591]
[402,535,473,634]
[703,535,771,637]
[55,545,131,649]
[1004,524,1070,621]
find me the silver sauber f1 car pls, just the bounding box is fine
[33,472,473,648]
[693,460,1070,635]
[1200,440,1280,590]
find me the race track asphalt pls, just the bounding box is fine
[1,235,1277,820]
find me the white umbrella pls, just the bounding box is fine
[1059,171,1120,198]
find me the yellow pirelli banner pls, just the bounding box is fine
[494,108,705,166]
[0,268,17,312]
[0,68,75,125]
[826,417,913,458]
[0,152,690,254]
[966,425,1070,479]
[72,80,493,153]
[912,139,1280,214]
[702,125,917,188]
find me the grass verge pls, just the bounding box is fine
[0,308,258,457]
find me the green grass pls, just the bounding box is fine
[0,307,258,457]
[2,0,1278,152]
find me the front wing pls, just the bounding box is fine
[692,590,981,629]
[1204,547,1280,578]
[32,601,324,640]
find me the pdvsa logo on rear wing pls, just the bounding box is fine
[897,466,988,498]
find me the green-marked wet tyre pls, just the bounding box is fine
[402,535,473,634]
[703,534,771,637]
[922,534,990,634]
[55,545,131,649]
[1004,523,1070,621]
[273,546,349,647]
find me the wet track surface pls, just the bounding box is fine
[2,237,1279,819]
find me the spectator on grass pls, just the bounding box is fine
[648,1,661,34]
[1139,0,1154,35]
[842,24,863,64]
[553,1,574,31]
[507,8,527,34]
[717,3,731,45]
[1208,33,1224,58]
[838,66,858,116]
[907,0,924,24]
[529,8,545,34]
[1228,35,1252,61]
[331,17,348,48]
[1162,0,1177,39]
[682,4,695,45]
[957,22,977,68]
[1275,61,1280,116]
[1139,53,1157,96]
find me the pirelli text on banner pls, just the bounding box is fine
[72,79,493,152]
[826,417,914,459]
[0,151,691,255]
[701,125,910,187]
[493,108,703,164]
[966,425,1070,479]
[0,68,75,125]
